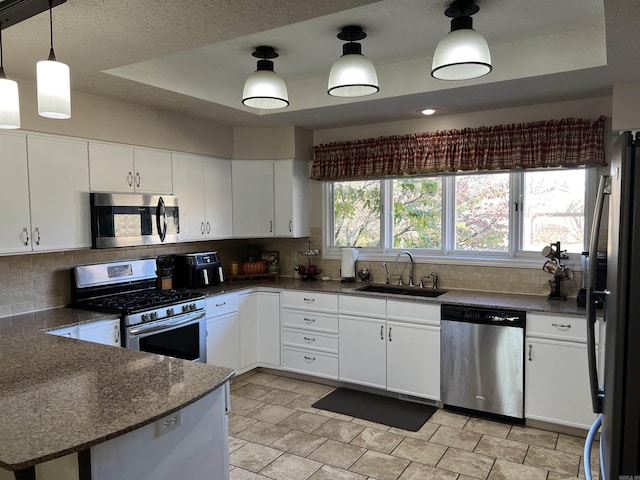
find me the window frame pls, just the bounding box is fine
[323,167,598,269]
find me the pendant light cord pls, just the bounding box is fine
[47,0,56,61]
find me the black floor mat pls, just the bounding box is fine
[311,388,437,432]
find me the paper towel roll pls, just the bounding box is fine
[341,248,359,278]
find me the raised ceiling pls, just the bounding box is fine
[0,0,635,130]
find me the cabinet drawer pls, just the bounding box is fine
[206,293,239,317]
[282,347,338,379]
[282,310,338,333]
[386,300,440,325]
[527,313,591,343]
[281,290,338,313]
[282,327,338,353]
[339,295,386,319]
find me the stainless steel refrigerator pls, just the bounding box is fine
[585,131,640,479]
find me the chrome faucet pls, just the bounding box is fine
[394,251,415,287]
[429,272,438,290]
[382,262,389,284]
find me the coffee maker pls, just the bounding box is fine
[173,252,224,288]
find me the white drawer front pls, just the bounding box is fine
[282,328,339,353]
[281,290,338,313]
[527,313,591,343]
[206,293,239,317]
[339,294,386,318]
[281,310,338,333]
[282,347,338,379]
[386,299,440,325]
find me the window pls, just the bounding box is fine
[328,168,588,259]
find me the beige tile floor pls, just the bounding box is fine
[229,371,600,480]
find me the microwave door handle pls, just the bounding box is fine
[156,196,167,243]
[586,174,610,414]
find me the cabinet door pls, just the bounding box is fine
[257,292,280,367]
[77,319,121,346]
[206,312,240,370]
[204,157,233,239]
[274,159,309,238]
[47,325,78,339]
[172,153,206,242]
[387,322,440,400]
[0,131,32,254]
[133,148,173,194]
[28,136,91,251]
[232,160,274,237]
[525,338,596,428]
[89,142,135,192]
[339,316,386,389]
[239,293,259,371]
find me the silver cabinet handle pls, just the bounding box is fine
[114,325,120,344]
[551,323,572,329]
[215,302,226,307]
[127,171,133,186]
[201,222,206,235]
[269,220,273,233]
[303,336,316,343]
[303,317,316,323]
[33,227,41,246]
[135,172,141,187]
[528,344,533,361]
[388,326,392,342]
[303,298,315,303]
[22,227,29,246]
[288,219,292,232]
[304,355,316,362]
[206,221,211,234]
[380,325,384,340]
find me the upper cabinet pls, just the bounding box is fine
[172,153,233,241]
[232,159,309,238]
[89,142,172,194]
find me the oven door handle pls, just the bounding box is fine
[128,312,205,336]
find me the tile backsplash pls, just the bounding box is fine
[0,235,582,317]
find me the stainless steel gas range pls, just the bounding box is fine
[70,259,206,362]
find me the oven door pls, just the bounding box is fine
[125,311,206,363]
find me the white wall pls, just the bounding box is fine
[612,82,640,132]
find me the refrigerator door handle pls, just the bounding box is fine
[586,175,610,414]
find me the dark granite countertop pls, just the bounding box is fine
[192,277,588,317]
[0,309,234,471]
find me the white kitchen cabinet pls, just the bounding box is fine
[238,291,280,373]
[525,313,597,429]
[172,153,232,241]
[232,159,309,238]
[206,293,240,371]
[386,300,440,400]
[281,290,339,379]
[77,319,121,347]
[338,296,387,389]
[0,131,32,254]
[27,135,91,252]
[47,325,79,339]
[89,142,172,194]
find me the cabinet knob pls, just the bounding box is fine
[22,227,29,246]
[135,172,141,187]
[127,171,133,187]
[551,323,572,329]
[304,355,316,362]
[528,344,533,361]
[380,325,384,340]
[33,227,41,246]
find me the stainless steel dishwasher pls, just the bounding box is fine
[440,304,526,421]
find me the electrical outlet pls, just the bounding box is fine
[155,411,182,437]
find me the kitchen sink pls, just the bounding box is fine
[356,284,448,297]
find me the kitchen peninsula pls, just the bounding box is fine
[0,309,234,480]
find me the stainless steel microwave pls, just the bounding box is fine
[90,192,179,248]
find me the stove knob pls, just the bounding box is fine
[167,307,174,316]
[150,312,157,321]
[142,313,149,322]
[190,303,197,311]
[182,304,189,313]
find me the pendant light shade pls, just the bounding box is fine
[431,0,492,81]
[0,26,20,129]
[242,46,289,110]
[328,25,379,97]
[37,1,70,119]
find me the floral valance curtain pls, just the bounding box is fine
[311,116,607,181]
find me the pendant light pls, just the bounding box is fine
[37,0,70,119]
[242,46,289,110]
[328,25,379,97]
[0,24,20,129]
[431,0,492,81]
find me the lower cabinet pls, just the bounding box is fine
[238,291,280,373]
[206,293,240,371]
[77,319,121,347]
[338,315,387,389]
[525,313,597,429]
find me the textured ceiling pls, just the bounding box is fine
[0,0,636,129]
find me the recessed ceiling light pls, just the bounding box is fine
[420,108,437,116]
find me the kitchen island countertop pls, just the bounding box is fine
[0,309,234,472]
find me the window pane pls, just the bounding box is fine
[392,178,442,249]
[522,169,585,253]
[455,173,510,251]
[333,180,381,247]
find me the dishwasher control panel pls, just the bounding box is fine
[441,304,525,327]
